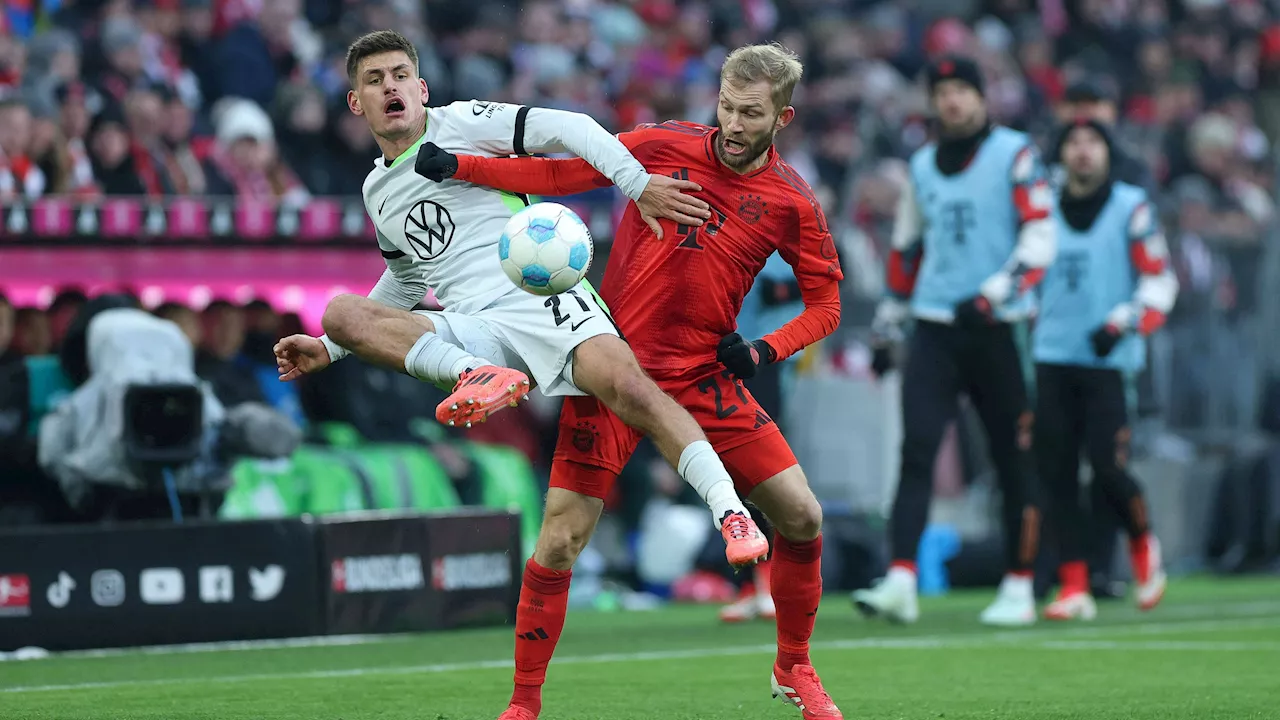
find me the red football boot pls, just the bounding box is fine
[771,663,843,719]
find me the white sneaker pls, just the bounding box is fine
[1133,535,1167,611]
[719,591,777,623]
[851,567,919,624]
[979,574,1036,626]
[1043,590,1098,621]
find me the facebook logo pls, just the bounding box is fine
[199,566,234,604]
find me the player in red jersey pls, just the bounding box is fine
[416,43,844,720]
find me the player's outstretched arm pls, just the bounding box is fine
[449,101,652,200]
[417,138,711,238]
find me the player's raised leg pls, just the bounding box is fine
[740,459,842,719]
[320,294,529,426]
[569,334,768,565]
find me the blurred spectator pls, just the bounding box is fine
[241,298,278,360]
[47,289,88,351]
[324,103,379,195]
[178,0,219,104]
[212,0,308,107]
[0,293,16,367]
[94,15,148,109]
[239,299,306,426]
[89,106,149,195]
[24,28,81,88]
[205,97,309,203]
[157,85,210,194]
[122,86,178,195]
[53,81,103,196]
[1177,112,1271,245]
[273,81,331,194]
[1053,79,1155,192]
[0,29,24,91]
[196,299,267,408]
[0,97,46,200]
[13,308,51,357]
[154,301,204,347]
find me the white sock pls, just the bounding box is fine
[676,440,748,527]
[404,332,490,385]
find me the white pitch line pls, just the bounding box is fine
[3,609,1279,695]
[56,632,423,660]
[1038,640,1280,651]
[21,598,1280,663]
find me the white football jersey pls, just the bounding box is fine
[361,100,650,317]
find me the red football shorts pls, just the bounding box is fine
[551,364,798,500]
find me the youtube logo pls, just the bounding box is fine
[0,574,32,617]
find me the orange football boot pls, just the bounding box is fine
[721,511,769,569]
[435,366,531,428]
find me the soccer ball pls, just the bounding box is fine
[499,202,594,296]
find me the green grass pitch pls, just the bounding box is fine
[2,577,1278,719]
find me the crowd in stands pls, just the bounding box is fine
[0,0,1271,217]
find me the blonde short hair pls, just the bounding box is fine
[720,43,803,114]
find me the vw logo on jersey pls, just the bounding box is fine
[403,200,456,260]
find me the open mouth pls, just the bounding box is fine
[384,98,406,116]
[723,137,747,156]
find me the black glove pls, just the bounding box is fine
[414,142,459,182]
[717,333,773,380]
[871,344,896,378]
[1090,324,1124,358]
[954,295,996,329]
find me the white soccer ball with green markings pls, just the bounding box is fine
[499,202,594,296]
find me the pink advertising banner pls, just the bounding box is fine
[0,248,397,332]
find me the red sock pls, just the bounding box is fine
[509,558,571,715]
[890,559,917,575]
[754,558,772,597]
[1130,532,1151,584]
[1009,569,1034,579]
[771,533,822,672]
[1058,561,1089,594]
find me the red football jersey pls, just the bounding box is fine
[454,120,843,369]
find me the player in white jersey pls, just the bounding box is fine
[272,30,769,567]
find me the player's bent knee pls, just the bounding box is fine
[321,294,372,346]
[535,488,604,570]
[776,495,823,542]
[535,515,593,569]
